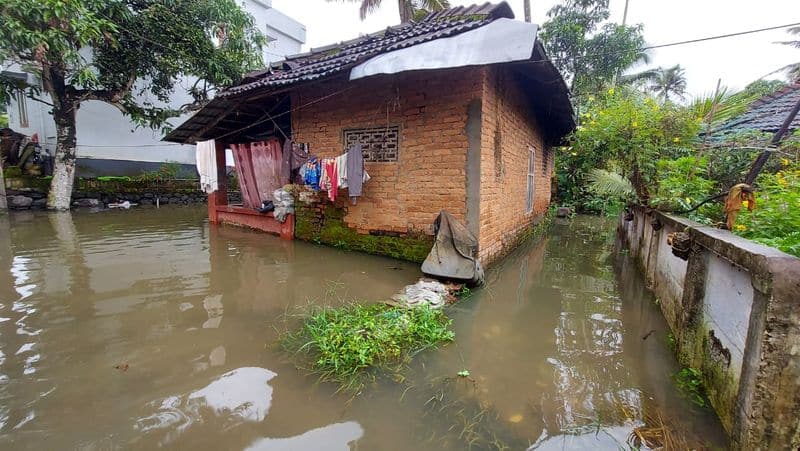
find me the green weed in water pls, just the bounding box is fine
[674,367,706,407]
[280,303,454,393]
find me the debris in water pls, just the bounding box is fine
[114,363,130,372]
[508,414,523,423]
[457,370,471,378]
[642,329,656,340]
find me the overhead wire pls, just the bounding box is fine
[84,11,800,142]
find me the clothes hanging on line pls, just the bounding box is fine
[346,143,365,202]
[300,156,321,191]
[324,159,339,202]
[280,138,309,185]
[195,139,217,194]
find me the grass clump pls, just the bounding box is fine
[281,303,454,393]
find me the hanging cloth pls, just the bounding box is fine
[324,159,339,202]
[346,143,365,201]
[251,140,283,203]
[230,139,283,209]
[196,139,218,194]
[280,138,308,185]
[336,153,348,189]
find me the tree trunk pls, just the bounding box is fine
[48,110,78,210]
[398,0,413,23]
[45,67,78,210]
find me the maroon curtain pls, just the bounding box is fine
[231,139,283,209]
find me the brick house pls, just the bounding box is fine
[164,2,574,266]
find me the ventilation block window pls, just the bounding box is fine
[343,126,400,162]
[526,145,536,214]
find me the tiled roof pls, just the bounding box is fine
[163,2,574,144]
[220,2,514,98]
[714,83,800,138]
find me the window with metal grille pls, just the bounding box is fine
[526,145,535,213]
[343,126,400,162]
[16,90,29,128]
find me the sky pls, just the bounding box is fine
[270,0,800,98]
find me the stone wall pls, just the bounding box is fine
[3,176,214,210]
[478,66,552,264]
[619,206,800,449]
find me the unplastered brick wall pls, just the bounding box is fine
[291,68,483,236]
[478,66,551,264]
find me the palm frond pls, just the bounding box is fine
[416,0,451,11]
[587,169,636,200]
[359,0,383,20]
[619,68,659,85]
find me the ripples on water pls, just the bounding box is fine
[0,208,726,449]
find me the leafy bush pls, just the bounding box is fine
[561,89,701,209]
[136,162,182,182]
[651,156,718,223]
[733,162,800,257]
[281,303,454,393]
[674,367,706,407]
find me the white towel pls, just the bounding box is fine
[196,139,218,194]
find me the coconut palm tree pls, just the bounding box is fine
[777,26,800,81]
[328,0,450,23]
[649,64,688,104]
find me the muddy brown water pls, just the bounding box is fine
[0,207,727,450]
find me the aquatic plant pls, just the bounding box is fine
[674,367,707,407]
[280,303,454,393]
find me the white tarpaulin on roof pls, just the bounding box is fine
[349,18,538,81]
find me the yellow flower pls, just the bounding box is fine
[777,178,788,187]
[673,137,681,143]
[571,152,577,156]
[735,224,747,232]
[588,95,596,102]
[590,120,597,126]
[742,200,749,208]
[631,121,639,128]
[608,88,615,95]
[781,158,790,167]
[685,197,692,204]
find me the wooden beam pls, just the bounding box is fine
[189,98,245,143]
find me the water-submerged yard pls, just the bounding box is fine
[0,206,727,449]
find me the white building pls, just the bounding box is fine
[4,0,305,177]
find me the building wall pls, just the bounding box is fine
[290,67,484,236]
[477,66,552,264]
[4,1,305,173]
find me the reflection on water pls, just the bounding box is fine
[246,421,365,451]
[0,208,725,449]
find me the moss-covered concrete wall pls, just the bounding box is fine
[294,187,433,263]
[618,206,800,449]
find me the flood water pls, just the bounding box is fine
[0,207,727,450]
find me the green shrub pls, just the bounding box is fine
[733,162,800,257]
[652,156,718,223]
[561,89,701,209]
[281,303,454,393]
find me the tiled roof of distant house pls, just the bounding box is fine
[714,83,800,140]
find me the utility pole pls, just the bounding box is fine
[524,0,531,23]
[622,0,630,26]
